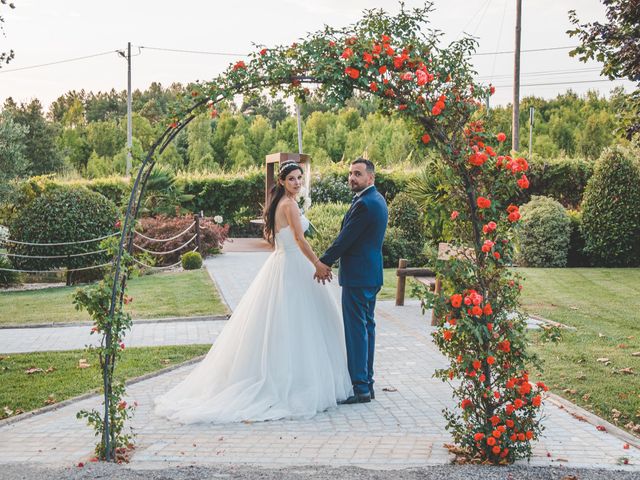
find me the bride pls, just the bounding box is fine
[154,161,353,423]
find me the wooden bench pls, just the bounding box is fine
[395,243,473,326]
[395,258,440,307]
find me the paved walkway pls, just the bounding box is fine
[1,252,544,353]
[0,251,638,471]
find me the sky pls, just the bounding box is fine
[0,0,635,111]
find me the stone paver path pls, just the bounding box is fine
[0,319,226,354]
[0,250,638,472]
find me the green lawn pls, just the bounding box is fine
[0,269,228,326]
[518,268,640,433]
[379,268,422,301]
[0,345,210,419]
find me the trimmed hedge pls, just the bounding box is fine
[3,156,592,239]
[386,192,426,267]
[516,195,571,267]
[581,147,640,267]
[525,157,593,208]
[305,202,351,257]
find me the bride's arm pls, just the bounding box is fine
[282,200,322,266]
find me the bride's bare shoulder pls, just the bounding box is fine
[278,197,299,213]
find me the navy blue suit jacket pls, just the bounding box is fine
[320,186,388,288]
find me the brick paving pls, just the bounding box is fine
[0,251,638,471]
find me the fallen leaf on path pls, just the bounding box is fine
[596,425,607,432]
[555,457,568,462]
[624,444,630,449]
[561,476,578,480]
[571,412,587,422]
[44,394,56,405]
[382,387,398,392]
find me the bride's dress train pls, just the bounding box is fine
[154,215,352,423]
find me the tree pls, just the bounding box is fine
[186,113,216,170]
[0,0,16,67]
[86,119,126,158]
[3,98,63,174]
[569,1,640,139]
[0,110,28,201]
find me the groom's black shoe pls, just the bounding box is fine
[339,392,371,405]
[370,385,375,400]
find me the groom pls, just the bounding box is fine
[315,158,388,404]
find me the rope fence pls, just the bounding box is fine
[133,222,196,242]
[0,232,120,247]
[133,233,197,255]
[0,220,201,274]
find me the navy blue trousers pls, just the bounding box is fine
[341,286,380,395]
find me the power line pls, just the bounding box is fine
[493,78,631,88]
[0,43,580,76]
[0,50,118,74]
[477,67,602,80]
[472,45,576,56]
[139,46,248,57]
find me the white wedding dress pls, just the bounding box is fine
[154,215,353,424]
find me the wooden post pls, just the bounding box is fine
[431,277,442,326]
[395,258,407,306]
[194,214,202,253]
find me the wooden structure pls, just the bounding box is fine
[395,259,440,324]
[395,243,474,326]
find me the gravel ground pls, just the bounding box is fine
[2,464,639,480]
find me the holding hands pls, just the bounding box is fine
[313,260,333,284]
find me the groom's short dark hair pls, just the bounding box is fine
[352,158,375,174]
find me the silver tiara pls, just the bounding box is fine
[279,161,299,173]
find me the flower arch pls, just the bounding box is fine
[87,2,543,464]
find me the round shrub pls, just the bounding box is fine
[581,146,640,267]
[181,251,203,270]
[516,195,571,267]
[7,187,118,283]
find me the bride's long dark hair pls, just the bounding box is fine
[263,161,304,245]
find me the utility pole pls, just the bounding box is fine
[126,42,132,176]
[295,103,303,154]
[512,0,522,152]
